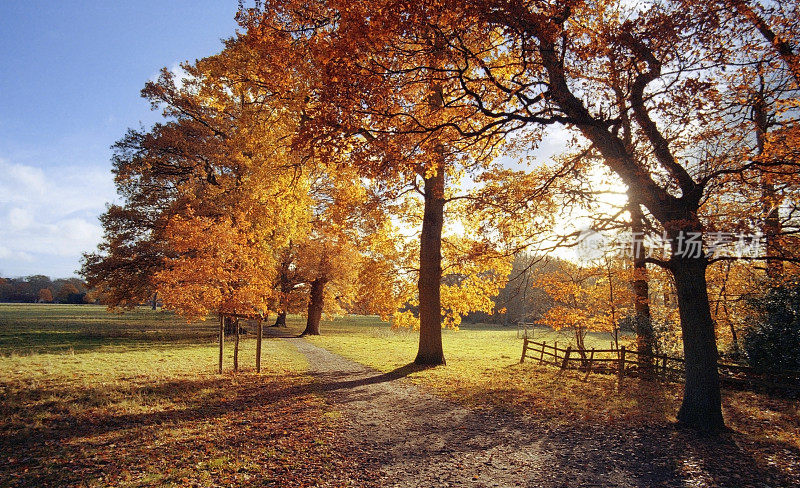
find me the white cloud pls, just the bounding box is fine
[0,158,116,278]
[0,245,34,262]
[8,207,34,229]
[0,163,47,203]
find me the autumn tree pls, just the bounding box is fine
[238,3,563,364]
[83,41,312,322]
[37,288,53,303]
[270,243,305,327]
[236,0,800,429]
[55,283,80,304]
[294,162,402,336]
[535,256,632,354]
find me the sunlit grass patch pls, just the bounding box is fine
[305,318,678,422]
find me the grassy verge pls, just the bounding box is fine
[0,305,378,487]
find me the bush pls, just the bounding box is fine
[744,282,800,373]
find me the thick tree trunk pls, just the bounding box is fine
[629,201,655,369]
[272,310,287,328]
[415,39,447,366]
[151,291,158,310]
[672,256,724,432]
[415,168,446,366]
[301,278,325,336]
[540,28,725,431]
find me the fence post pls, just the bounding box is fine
[233,317,240,373]
[561,346,572,370]
[618,345,626,387]
[585,348,595,378]
[520,337,529,363]
[218,314,224,374]
[539,341,546,364]
[256,317,263,374]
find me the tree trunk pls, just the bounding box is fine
[726,303,740,359]
[272,310,287,328]
[763,185,783,282]
[672,255,724,432]
[753,89,784,283]
[629,200,655,369]
[540,34,723,431]
[415,36,447,366]
[302,278,325,336]
[415,167,446,365]
[151,291,158,310]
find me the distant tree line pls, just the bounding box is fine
[0,276,88,304]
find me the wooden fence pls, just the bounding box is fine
[218,313,267,375]
[520,338,800,395]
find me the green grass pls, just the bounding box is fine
[0,303,220,355]
[303,317,626,373]
[0,304,370,487]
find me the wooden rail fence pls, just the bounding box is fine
[218,313,267,375]
[520,338,800,395]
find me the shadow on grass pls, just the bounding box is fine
[0,370,380,487]
[1,373,300,447]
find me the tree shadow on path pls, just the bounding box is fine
[308,362,431,393]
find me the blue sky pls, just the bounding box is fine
[0,1,239,278]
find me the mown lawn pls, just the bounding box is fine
[0,303,219,355]
[0,304,377,487]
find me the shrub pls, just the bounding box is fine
[744,282,800,373]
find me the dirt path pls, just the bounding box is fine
[280,335,798,488]
[286,338,637,488]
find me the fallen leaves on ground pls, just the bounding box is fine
[1,371,382,487]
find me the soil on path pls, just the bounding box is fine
[268,330,798,488]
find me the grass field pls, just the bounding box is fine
[0,303,219,356]
[0,304,374,487]
[2,304,799,485]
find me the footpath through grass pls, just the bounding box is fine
[300,317,677,423]
[297,315,800,482]
[0,304,378,487]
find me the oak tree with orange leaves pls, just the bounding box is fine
[235,0,800,430]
